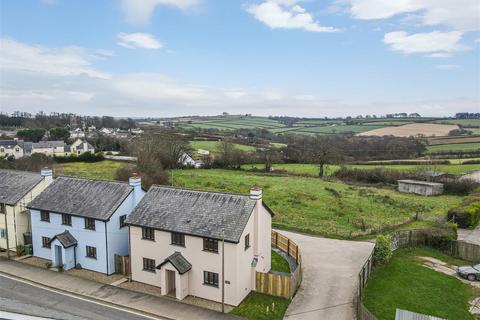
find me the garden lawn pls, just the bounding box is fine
[55,160,123,180]
[363,247,478,320]
[172,169,461,238]
[271,250,290,273]
[230,292,290,320]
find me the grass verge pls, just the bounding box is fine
[230,292,290,320]
[271,250,290,273]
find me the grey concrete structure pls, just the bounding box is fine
[397,179,444,196]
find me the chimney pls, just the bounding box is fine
[250,186,262,259]
[40,167,53,185]
[250,186,262,201]
[129,173,142,204]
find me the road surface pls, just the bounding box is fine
[0,274,162,320]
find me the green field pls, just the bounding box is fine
[432,119,480,127]
[230,292,290,320]
[427,142,480,153]
[363,247,477,320]
[56,162,463,238]
[243,162,480,176]
[179,116,287,131]
[294,125,385,135]
[189,140,256,152]
[172,169,461,238]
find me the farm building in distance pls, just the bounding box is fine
[397,180,444,196]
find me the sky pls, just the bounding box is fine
[0,0,479,118]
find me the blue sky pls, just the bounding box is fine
[0,0,479,117]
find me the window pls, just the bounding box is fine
[142,227,155,241]
[0,229,6,239]
[40,210,50,222]
[245,234,250,250]
[119,215,127,228]
[62,214,72,226]
[15,147,19,152]
[84,218,95,230]
[171,232,185,246]
[86,246,97,259]
[142,258,156,272]
[0,203,5,214]
[42,236,51,248]
[0,147,4,152]
[203,238,218,253]
[203,271,219,287]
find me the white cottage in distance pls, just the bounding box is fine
[125,186,273,306]
[28,175,145,274]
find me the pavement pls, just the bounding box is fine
[458,226,480,245]
[278,230,375,320]
[0,274,154,320]
[0,258,237,320]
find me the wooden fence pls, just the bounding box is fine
[114,254,130,275]
[357,247,377,320]
[255,231,303,299]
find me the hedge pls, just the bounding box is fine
[447,197,480,228]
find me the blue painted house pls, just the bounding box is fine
[28,175,145,274]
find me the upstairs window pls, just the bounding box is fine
[245,234,250,250]
[142,227,155,241]
[40,211,50,222]
[119,215,127,228]
[62,214,72,226]
[86,246,97,259]
[42,236,51,248]
[84,218,95,230]
[0,204,5,214]
[203,238,218,253]
[171,232,185,246]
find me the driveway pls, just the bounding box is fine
[458,226,480,245]
[278,230,375,320]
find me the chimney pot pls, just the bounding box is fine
[250,186,262,200]
[40,167,53,185]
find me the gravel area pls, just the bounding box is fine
[65,269,125,285]
[119,281,163,297]
[19,256,50,269]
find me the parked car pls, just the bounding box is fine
[457,264,480,281]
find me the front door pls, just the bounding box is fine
[166,270,176,297]
[55,245,63,266]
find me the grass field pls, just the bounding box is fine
[426,142,480,153]
[172,169,461,238]
[294,125,385,135]
[56,162,463,238]
[363,247,478,320]
[230,292,290,320]
[242,162,480,176]
[189,140,256,152]
[432,119,480,127]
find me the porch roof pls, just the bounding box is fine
[157,252,192,275]
[50,230,77,248]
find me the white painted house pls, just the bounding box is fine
[0,169,52,251]
[28,176,145,274]
[126,186,273,306]
[179,152,204,168]
[0,139,32,159]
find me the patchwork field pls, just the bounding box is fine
[56,161,462,238]
[357,123,459,137]
[426,142,480,154]
[189,140,256,152]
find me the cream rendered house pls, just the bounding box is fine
[126,186,273,306]
[0,168,52,252]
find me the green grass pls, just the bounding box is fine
[172,169,461,238]
[189,140,256,152]
[230,292,290,320]
[242,162,480,176]
[432,119,480,127]
[427,142,480,153]
[55,160,123,180]
[271,250,290,273]
[295,125,385,135]
[363,247,477,320]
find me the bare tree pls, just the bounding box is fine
[260,148,281,172]
[309,135,341,177]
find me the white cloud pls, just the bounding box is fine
[349,0,479,31]
[1,37,478,117]
[117,32,163,50]
[246,1,339,33]
[434,64,460,70]
[121,0,199,25]
[383,31,468,57]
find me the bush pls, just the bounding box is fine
[462,159,480,164]
[447,197,480,228]
[349,160,451,165]
[423,227,457,251]
[374,235,392,266]
[334,167,414,184]
[54,152,104,163]
[443,178,479,195]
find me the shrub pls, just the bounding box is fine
[334,167,414,184]
[462,159,480,164]
[423,227,457,251]
[374,235,392,266]
[447,198,480,228]
[54,152,104,163]
[443,179,479,195]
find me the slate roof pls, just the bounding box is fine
[125,186,258,243]
[0,169,44,205]
[157,252,192,274]
[50,230,77,248]
[28,176,133,220]
[32,141,65,148]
